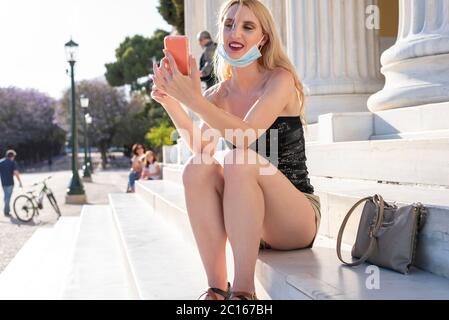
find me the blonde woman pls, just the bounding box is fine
[151,0,321,300]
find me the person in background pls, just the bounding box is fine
[197,30,218,90]
[126,144,145,193]
[140,151,162,181]
[0,150,23,217]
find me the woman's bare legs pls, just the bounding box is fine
[182,154,228,298]
[223,149,318,296]
[183,148,318,299]
[223,153,265,295]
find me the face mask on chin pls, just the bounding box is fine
[218,37,265,68]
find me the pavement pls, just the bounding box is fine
[0,154,130,273]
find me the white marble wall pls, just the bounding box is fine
[368,0,449,111]
[184,0,207,61]
[205,0,227,41]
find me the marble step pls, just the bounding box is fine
[306,137,449,187]
[0,217,80,299]
[108,193,210,300]
[310,176,449,279]
[257,235,449,300]
[163,136,449,187]
[156,163,449,280]
[61,205,138,299]
[137,180,449,299]
[135,180,271,299]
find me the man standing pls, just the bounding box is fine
[0,150,23,217]
[197,31,218,90]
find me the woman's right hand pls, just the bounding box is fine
[151,59,181,108]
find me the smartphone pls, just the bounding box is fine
[164,35,190,76]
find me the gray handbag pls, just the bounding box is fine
[336,194,427,274]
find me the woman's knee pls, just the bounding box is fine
[182,153,223,186]
[223,149,258,182]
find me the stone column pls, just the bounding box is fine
[368,0,449,111]
[286,0,384,123]
[260,0,287,46]
[184,0,207,61]
[205,0,227,41]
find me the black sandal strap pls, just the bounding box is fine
[198,282,231,300]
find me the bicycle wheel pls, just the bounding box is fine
[47,193,61,217]
[13,195,36,222]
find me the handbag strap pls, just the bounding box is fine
[336,194,385,266]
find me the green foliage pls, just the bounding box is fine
[158,0,185,34]
[144,99,172,126]
[104,29,174,148]
[172,0,185,35]
[105,30,170,88]
[158,0,177,27]
[144,122,176,154]
[113,92,173,153]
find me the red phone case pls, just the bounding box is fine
[164,36,190,76]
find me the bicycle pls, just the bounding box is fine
[13,176,61,222]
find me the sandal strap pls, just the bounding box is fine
[230,291,258,300]
[198,282,231,300]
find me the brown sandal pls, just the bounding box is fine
[198,282,231,300]
[230,291,258,300]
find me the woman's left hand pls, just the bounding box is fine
[152,50,203,108]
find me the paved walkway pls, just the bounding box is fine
[0,167,129,273]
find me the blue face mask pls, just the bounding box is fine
[218,37,265,68]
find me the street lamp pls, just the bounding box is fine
[80,95,92,182]
[85,114,93,172]
[64,38,86,204]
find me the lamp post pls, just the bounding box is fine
[64,38,86,204]
[85,113,93,173]
[80,96,92,182]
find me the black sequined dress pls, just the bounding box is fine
[228,116,315,195]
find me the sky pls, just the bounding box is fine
[0,0,171,99]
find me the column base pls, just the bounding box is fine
[65,194,87,205]
[368,53,449,112]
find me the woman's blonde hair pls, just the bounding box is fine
[213,0,308,126]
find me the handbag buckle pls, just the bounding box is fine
[414,203,428,231]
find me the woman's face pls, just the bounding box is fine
[146,153,155,162]
[137,146,144,155]
[222,3,265,59]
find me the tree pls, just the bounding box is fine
[105,29,176,157]
[0,87,66,167]
[105,30,170,89]
[158,0,177,27]
[158,0,185,35]
[114,93,155,152]
[144,121,176,155]
[59,80,129,169]
[172,0,185,35]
